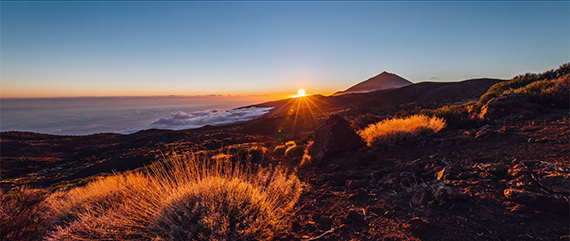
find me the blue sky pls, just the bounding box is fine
[1,1,568,98]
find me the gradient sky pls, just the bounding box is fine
[1,1,568,98]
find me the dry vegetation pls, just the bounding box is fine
[358,114,446,148]
[2,153,302,240]
[1,186,49,241]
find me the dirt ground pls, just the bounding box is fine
[285,111,568,241]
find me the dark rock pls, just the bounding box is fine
[408,217,430,233]
[309,115,365,163]
[344,209,366,224]
[480,93,543,124]
[539,174,570,195]
[486,163,508,178]
[436,165,463,181]
[349,188,370,205]
[317,215,333,229]
[346,179,366,189]
[503,188,569,215]
[411,189,432,207]
[326,172,347,187]
[433,183,468,205]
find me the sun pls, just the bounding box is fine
[294,89,306,98]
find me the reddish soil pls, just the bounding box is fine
[285,111,568,241]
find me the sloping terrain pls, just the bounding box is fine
[287,111,568,241]
[335,71,413,95]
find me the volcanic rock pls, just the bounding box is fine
[408,217,430,233]
[349,188,370,205]
[539,174,570,195]
[309,115,365,163]
[344,209,366,224]
[504,188,569,214]
[480,93,543,124]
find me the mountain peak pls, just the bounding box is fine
[335,71,413,95]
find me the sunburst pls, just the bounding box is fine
[269,89,326,135]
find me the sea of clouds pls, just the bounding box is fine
[151,106,274,130]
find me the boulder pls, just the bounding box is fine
[309,115,365,162]
[348,188,370,205]
[480,93,543,124]
[503,188,569,214]
[539,174,570,195]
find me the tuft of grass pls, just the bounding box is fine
[233,145,268,163]
[272,141,295,157]
[45,153,302,240]
[358,115,446,148]
[285,145,305,159]
[151,176,279,240]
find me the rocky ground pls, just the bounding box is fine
[284,111,568,241]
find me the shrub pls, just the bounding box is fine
[351,113,382,131]
[506,74,569,108]
[285,145,305,159]
[45,153,302,240]
[150,176,278,240]
[475,63,570,111]
[272,141,295,157]
[1,186,49,241]
[46,172,160,240]
[234,146,267,163]
[424,103,480,129]
[358,115,446,148]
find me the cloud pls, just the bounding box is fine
[151,107,273,129]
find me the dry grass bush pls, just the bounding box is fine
[351,113,382,131]
[45,153,302,240]
[46,172,160,240]
[476,63,570,111]
[272,141,295,157]
[151,176,278,240]
[234,145,268,163]
[299,141,313,167]
[358,114,446,148]
[506,73,569,108]
[1,186,49,241]
[285,145,305,159]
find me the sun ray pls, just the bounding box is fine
[302,97,317,121]
[268,98,296,117]
[292,97,302,133]
[304,96,326,115]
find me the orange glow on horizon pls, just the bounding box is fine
[293,89,306,98]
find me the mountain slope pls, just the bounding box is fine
[335,71,413,95]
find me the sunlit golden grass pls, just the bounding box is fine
[1,186,49,241]
[45,153,302,240]
[358,114,446,148]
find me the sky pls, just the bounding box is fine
[1,1,568,99]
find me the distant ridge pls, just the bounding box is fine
[334,71,413,96]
